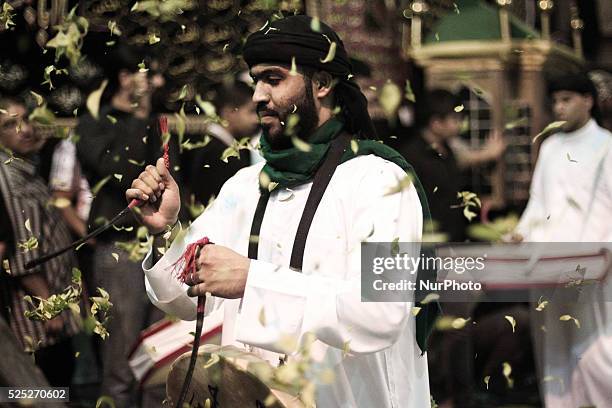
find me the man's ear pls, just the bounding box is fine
[585,94,594,112]
[313,71,334,99]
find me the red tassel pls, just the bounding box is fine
[159,115,170,170]
[171,237,210,283]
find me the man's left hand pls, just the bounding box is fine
[187,245,250,299]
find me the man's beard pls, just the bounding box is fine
[259,79,319,150]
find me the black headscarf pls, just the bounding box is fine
[549,72,601,122]
[242,15,378,140]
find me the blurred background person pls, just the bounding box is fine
[514,72,612,408]
[75,45,180,407]
[0,96,82,386]
[402,89,505,242]
[184,80,260,208]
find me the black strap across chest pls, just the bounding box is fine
[248,132,351,271]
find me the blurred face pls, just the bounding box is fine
[250,64,318,149]
[430,112,463,140]
[223,101,259,139]
[0,103,42,156]
[552,90,592,132]
[119,70,151,101]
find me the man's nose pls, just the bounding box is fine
[19,120,34,135]
[252,82,269,104]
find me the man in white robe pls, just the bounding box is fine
[126,15,431,407]
[515,72,612,407]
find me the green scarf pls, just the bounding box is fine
[260,117,439,353]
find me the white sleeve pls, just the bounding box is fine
[49,140,77,192]
[235,162,423,355]
[142,181,234,320]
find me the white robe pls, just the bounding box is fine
[516,119,612,407]
[143,155,430,407]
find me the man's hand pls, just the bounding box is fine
[483,130,507,161]
[187,245,251,299]
[126,157,181,234]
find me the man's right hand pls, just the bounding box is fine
[126,157,181,234]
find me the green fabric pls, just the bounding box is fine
[260,117,440,353]
[424,0,539,43]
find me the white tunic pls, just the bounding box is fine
[143,155,430,407]
[516,119,612,407]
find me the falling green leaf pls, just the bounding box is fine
[91,175,112,196]
[138,60,148,73]
[484,375,490,389]
[566,153,577,163]
[25,219,32,232]
[291,136,312,152]
[18,236,39,252]
[290,57,298,76]
[559,314,581,328]
[534,121,566,143]
[30,91,44,106]
[148,33,160,44]
[421,292,440,304]
[45,6,89,66]
[502,362,514,388]
[177,85,188,100]
[96,395,116,408]
[535,297,548,311]
[504,315,516,333]
[108,20,121,36]
[320,42,337,64]
[384,174,413,196]
[87,80,108,120]
[404,80,416,103]
[451,317,470,329]
[350,139,359,154]
[0,2,16,30]
[310,17,320,32]
[106,114,117,124]
[28,104,56,125]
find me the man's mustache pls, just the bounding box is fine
[257,104,279,117]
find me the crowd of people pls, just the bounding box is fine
[1,13,611,408]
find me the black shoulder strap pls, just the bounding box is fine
[248,132,351,269]
[289,132,350,270]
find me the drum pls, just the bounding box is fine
[165,344,304,407]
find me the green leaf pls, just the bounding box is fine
[291,136,312,152]
[28,104,56,125]
[30,91,45,106]
[534,121,566,143]
[91,175,112,196]
[320,42,337,64]
[87,80,108,120]
[0,2,16,30]
[177,85,188,100]
[384,174,413,196]
[404,80,416,103]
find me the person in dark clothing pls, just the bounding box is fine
[184,81,259,208]
[75,46,177,407]
[402,89,469,242]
